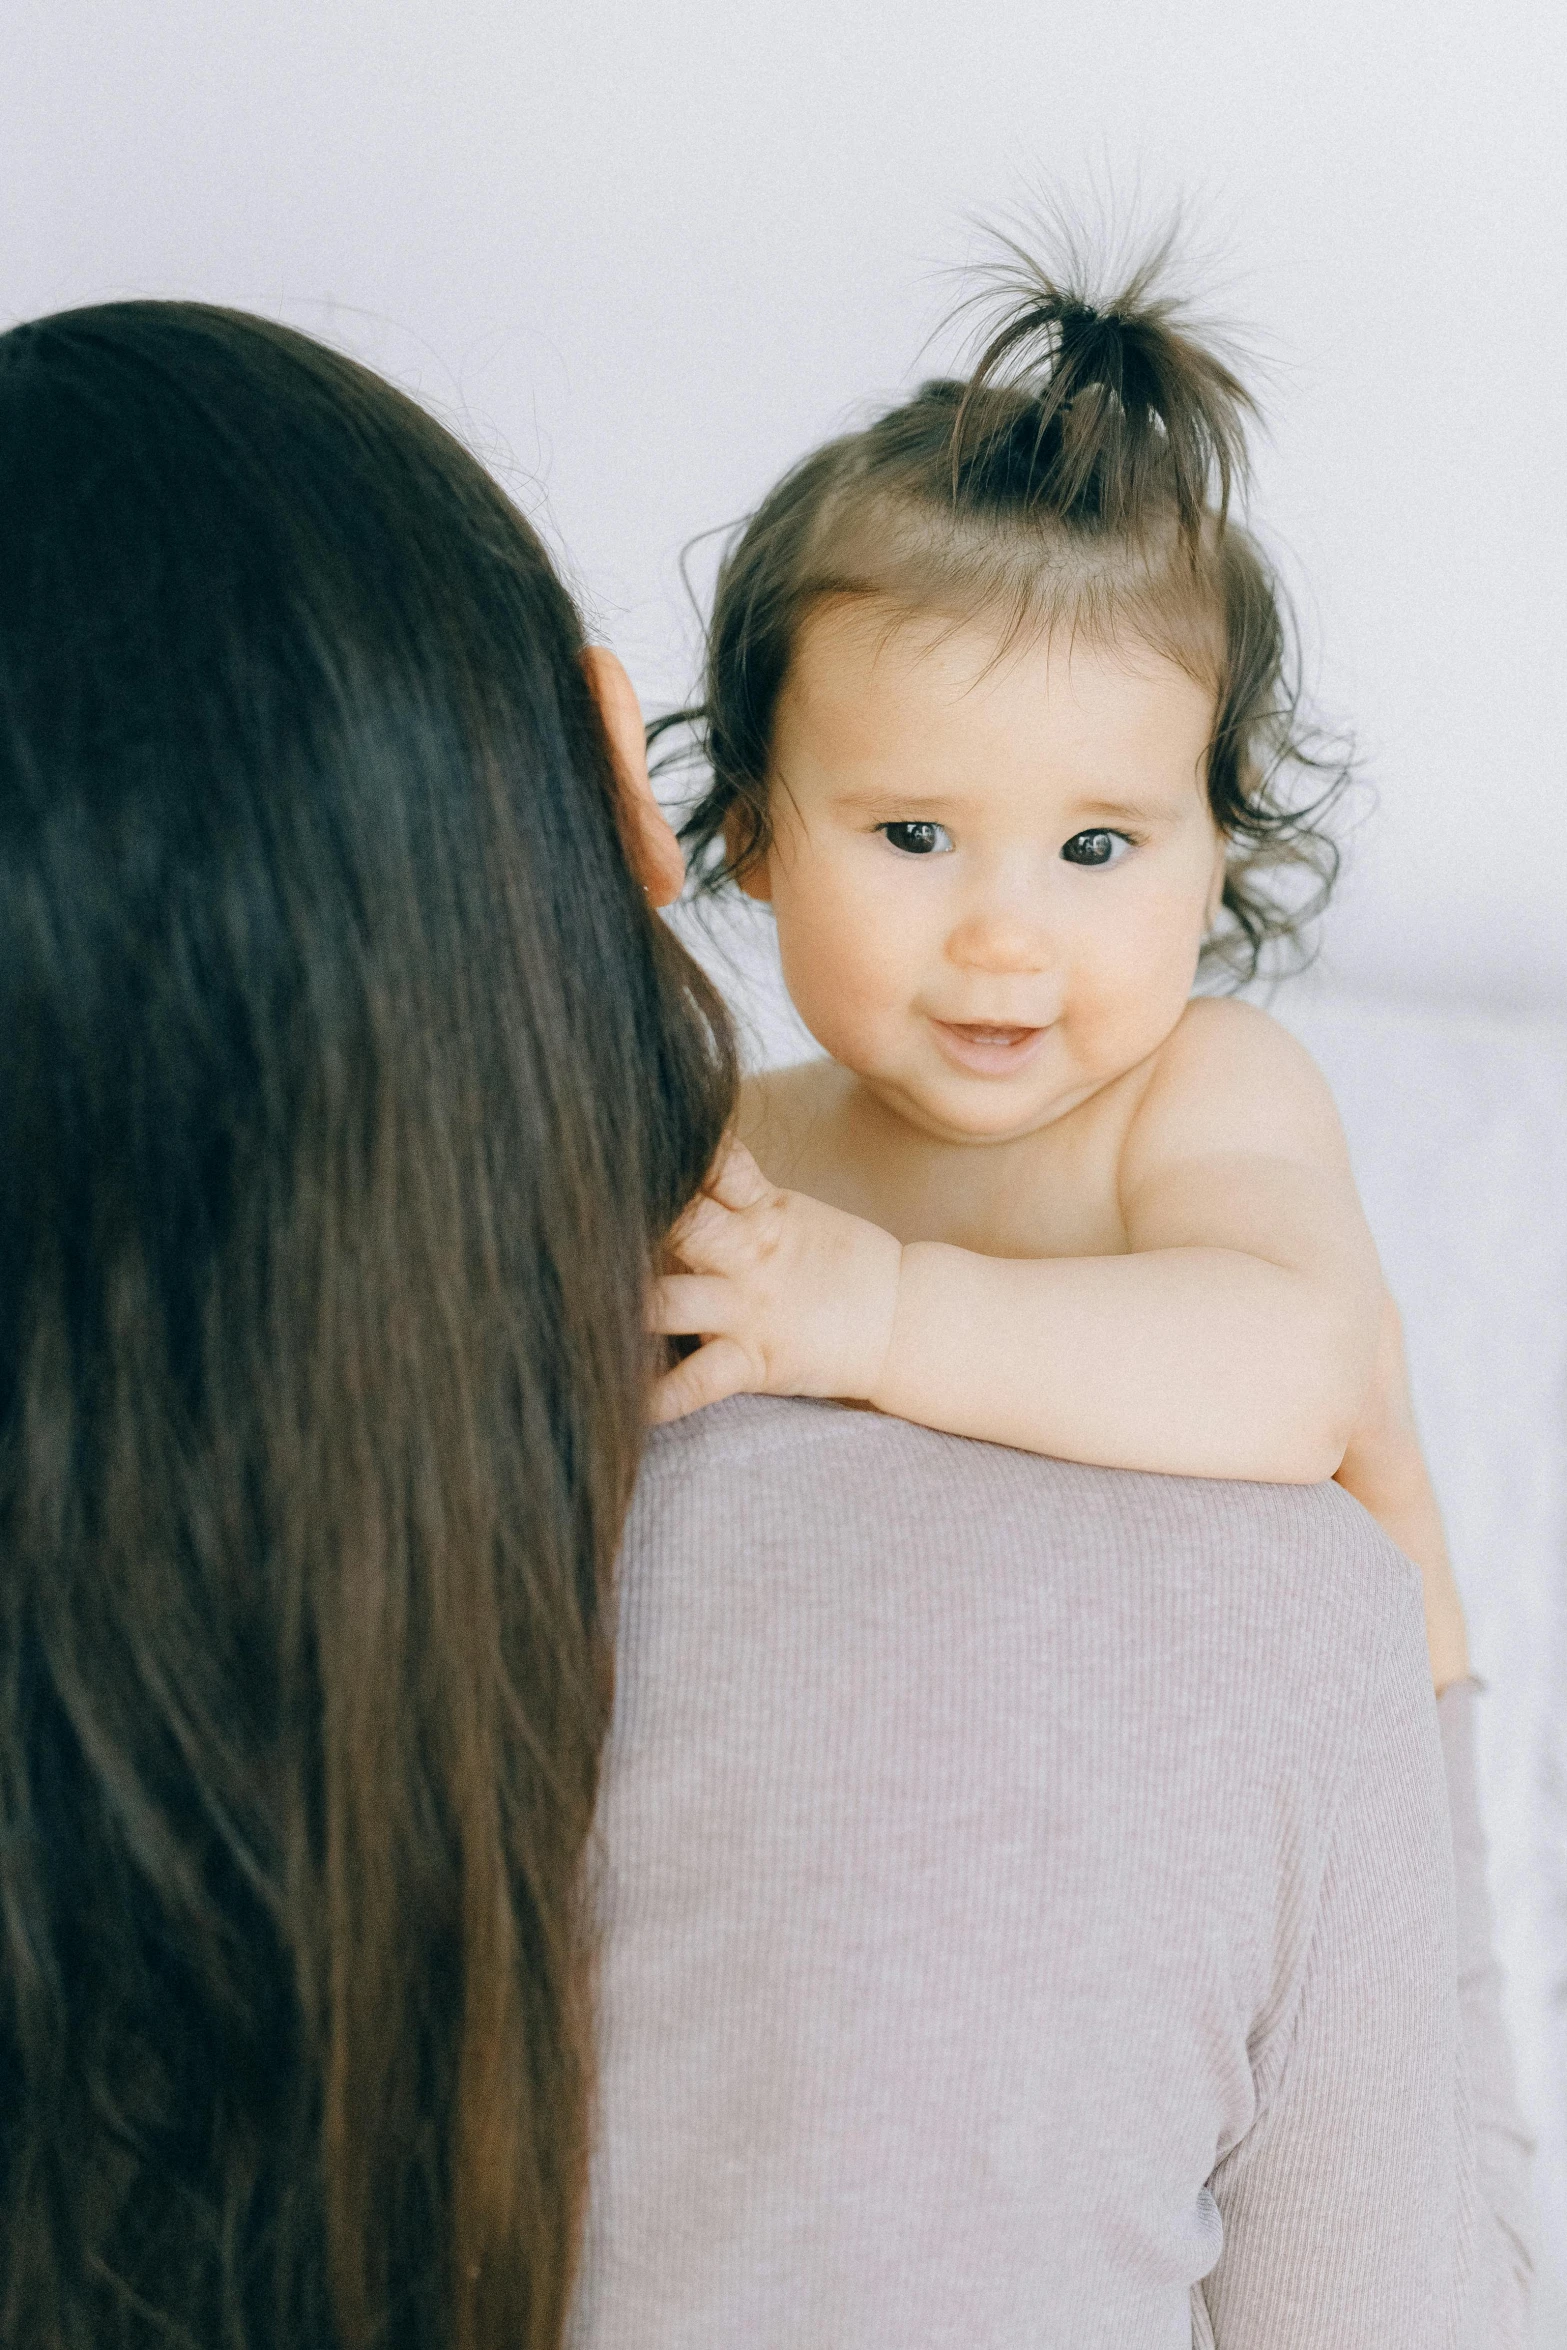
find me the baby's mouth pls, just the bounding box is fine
[928,1018,1048,1075]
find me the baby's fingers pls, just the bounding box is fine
[667,1143,779,1270]
[650,1334,759,1424]
[703,1138,773,1212]
[649,1272,731,1337]
[667,1190,739,1272]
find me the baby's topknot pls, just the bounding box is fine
[940,244,1256,545]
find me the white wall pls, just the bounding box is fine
[5,0,1565,1014]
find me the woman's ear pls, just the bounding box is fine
[581,646,687,908]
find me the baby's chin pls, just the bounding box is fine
[849,1062,1086,1149]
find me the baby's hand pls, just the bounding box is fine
[650,1140,903,1424]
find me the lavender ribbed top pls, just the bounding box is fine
[572,1397,1532,2349]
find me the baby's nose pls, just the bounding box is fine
[946,903,1052,975]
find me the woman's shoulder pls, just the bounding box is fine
[633,1395,1421,1682]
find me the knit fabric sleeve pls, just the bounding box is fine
[1439,1679,1535,2348]
[1200,1622,1471,2350]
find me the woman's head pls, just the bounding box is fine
[0,302,733,2348]
[670,236,1347,988]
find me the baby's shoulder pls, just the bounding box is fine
[1144,995,1332,1092]
[1129,997,1347,1158]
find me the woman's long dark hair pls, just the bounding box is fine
[0,302,735,2349]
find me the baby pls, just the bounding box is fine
[651,245,1469,1690]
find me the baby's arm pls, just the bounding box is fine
[655,1002,1470,1686]
[656,1002,1382,1484]
[874,1000,1383,1480]
[1336,1291,1470,1690]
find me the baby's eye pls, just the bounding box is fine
[878,820,953,857]
[1060,829,1133,868]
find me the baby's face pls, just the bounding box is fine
[748,600,1226,1146]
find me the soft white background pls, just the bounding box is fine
[7,0,1565,1013]
[7,0,1567,2329]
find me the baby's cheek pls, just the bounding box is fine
[776,888,905,1050]
[1082,943,1198,1069]
[784,957,900,1076]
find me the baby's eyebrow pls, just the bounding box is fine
[827,783,1190,822]
[829,787,954,814]
[1071,792,1182,825]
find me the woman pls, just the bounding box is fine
[0,300,733,2349]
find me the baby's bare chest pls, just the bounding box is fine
[741,1067,1133,1261]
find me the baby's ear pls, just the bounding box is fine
[1205,833,1229,930]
